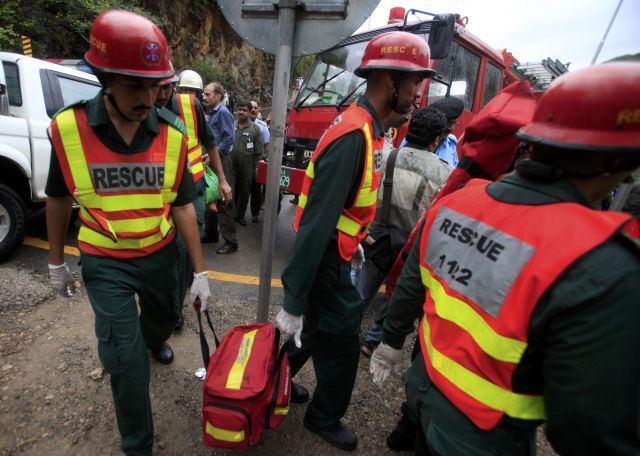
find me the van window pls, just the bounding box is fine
[482,63,502,108]
[2,62,22,107]
[58,76,100,107]
[427,42,481,110]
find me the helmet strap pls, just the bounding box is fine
[105,89,135,123]
[390,73,402,111]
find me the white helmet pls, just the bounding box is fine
[178,70,203,90]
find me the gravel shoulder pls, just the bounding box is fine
[0,261,557,455]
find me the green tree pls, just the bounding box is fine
[0,0,161,58]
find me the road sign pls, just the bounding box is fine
[217,0,379,322]
[21,36,32,57]
[217,0,379,57]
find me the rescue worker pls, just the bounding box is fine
[45,10,211,455]
[155,68,231,329]
[177,69,204,97]
[370,63,640,455]
[275,31,436,451]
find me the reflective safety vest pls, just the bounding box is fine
[293,102,384,261]
[417,179,634,430]
[48,105,187,259]
[176,93,205,183]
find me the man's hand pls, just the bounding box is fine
[49,263,77,297]
[219,179,232,202]
[370,342,403,385]
[351,244,365,270]
[275,308,303,348]
[190,271,211,312]
[201,153,211,166]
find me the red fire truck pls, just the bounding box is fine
[258,7,540,194]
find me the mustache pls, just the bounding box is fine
[133,104,152,110]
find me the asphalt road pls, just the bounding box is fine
[12,195,302,314]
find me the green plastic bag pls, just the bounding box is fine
[203,165,221,204]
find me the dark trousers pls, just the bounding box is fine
[206,154,237,243]
[233,153,257,221]
[81,241,179,455]
[250,177,263,218]
[286,244,364,429]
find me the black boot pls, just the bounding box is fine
[386,410,416,452]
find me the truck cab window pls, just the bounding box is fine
[427,42,481,110]
[482,63,502,108]
[2,62,22,107]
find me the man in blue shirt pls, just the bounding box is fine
[203,82,238,254]
[430,97,464,167]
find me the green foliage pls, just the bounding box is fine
[190,56,232,88]
[291,54,315,81]
[0,0,162,58]
[606,53,640,63]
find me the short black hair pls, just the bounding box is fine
[236,99,250,110]
[405,107,447,147]
[430,97,464,122]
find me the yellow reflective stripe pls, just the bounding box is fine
[82,194,165,211]
[354,123,376,208]
[80,206,171,236]
[421,316,545,420]
[355,187,378,207]
[162,126,183,201]
[78,225,170,249]
[226,329,258,390]
[336,214,361,236]
[305,161,315,179]
[420,266,526,363]
[178,94,198,149]
[205,421,245,443]
[298,193,307,209]
[274,407,289,416]
[188,146,204,165]
[190,160,204,176]
[56,109,94,194]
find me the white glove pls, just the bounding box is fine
[370,342,403,385]
[48,263,76,297]
[190,271,211,313]
[275,308,303,348]
[351,244,365,270]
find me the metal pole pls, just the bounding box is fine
[256,0,296,322]
[591,0,624,65]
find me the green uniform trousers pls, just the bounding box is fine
[233,153,258,220]
[287,243,364,429]
[81,241,179,456]
[176,181,205,316]
[403,355,536,456]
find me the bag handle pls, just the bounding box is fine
[195,298,220,367]
[380,147,401,227]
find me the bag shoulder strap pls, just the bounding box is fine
[380,147,401,226]
[196,298,220,367]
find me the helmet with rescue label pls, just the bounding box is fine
[84,10,174,79]
[517,62,640,153]
[178,70,204,91]
[354,31,434,78]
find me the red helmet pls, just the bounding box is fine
[354,31,434,78]
[160,62,179,86]
[85,10,174,79]
[517,62,640,152]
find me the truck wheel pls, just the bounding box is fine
[0,184,27,260]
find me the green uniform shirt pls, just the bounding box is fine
[383,172,640,454]
[164,94,217,150]
[282,96,385,316]
[234,121,264,157]
[46,90,195,206]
